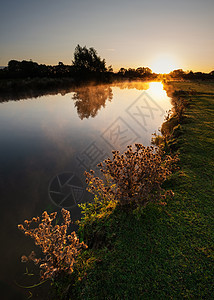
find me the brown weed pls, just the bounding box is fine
[18,209,87,280]
[85,144,175,208]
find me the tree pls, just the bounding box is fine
[8,60,22,74]
[118,68,127,76]
[72,45,107,73]
[169,69,185,79]
[7,60,40,78]
[136,67,152,76]
[107,65,113,72]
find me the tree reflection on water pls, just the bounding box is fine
[72,85,113,119]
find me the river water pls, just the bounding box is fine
[0,81,171,299]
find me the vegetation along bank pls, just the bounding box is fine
[18,80,214,299]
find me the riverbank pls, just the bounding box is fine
[56,80,214,299]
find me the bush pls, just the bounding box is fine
[18,209,87,280]
[85,144,175,209]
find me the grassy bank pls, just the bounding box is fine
[57,80,214,299]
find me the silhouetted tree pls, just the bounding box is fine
[107,65,113,72]
[118,68,127,76]
[186,71,194,80]
[136,67,152,77]
[169,69,185,79]
[7,60,23,78]
[117,66,153,79]
[72,45,107,73]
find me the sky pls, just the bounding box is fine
[0,0,213,72]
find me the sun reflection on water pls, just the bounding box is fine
[147,82,168,101]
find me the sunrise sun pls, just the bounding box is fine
[151,55,179,74]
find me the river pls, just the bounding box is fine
[0,81,171,299]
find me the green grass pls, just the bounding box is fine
[67,81,214,299]
[169,80,214,94]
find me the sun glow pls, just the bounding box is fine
[151,55,179,74]
[148,82,167,101]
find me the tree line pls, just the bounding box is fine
[0,45,157,81]
[0,45,111,81]
[0,45,213,81]
[168,69,214,80]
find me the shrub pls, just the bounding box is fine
[171,91,189,122]
[85,144,175,209]
[18,209,87,280]
[161,115,179,137]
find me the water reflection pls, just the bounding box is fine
[0,85,74,103]
[72,85,113,119]
[0,81,150,104]
[147,82,169,101]
[0,81,171,299]
[112,81,150,91]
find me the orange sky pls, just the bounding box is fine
[0,0,213,72]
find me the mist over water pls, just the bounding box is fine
[0,81,171,299]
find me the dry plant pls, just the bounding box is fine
[18,209,87,280]
[85,144,175,208]
[170,90,190,122]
